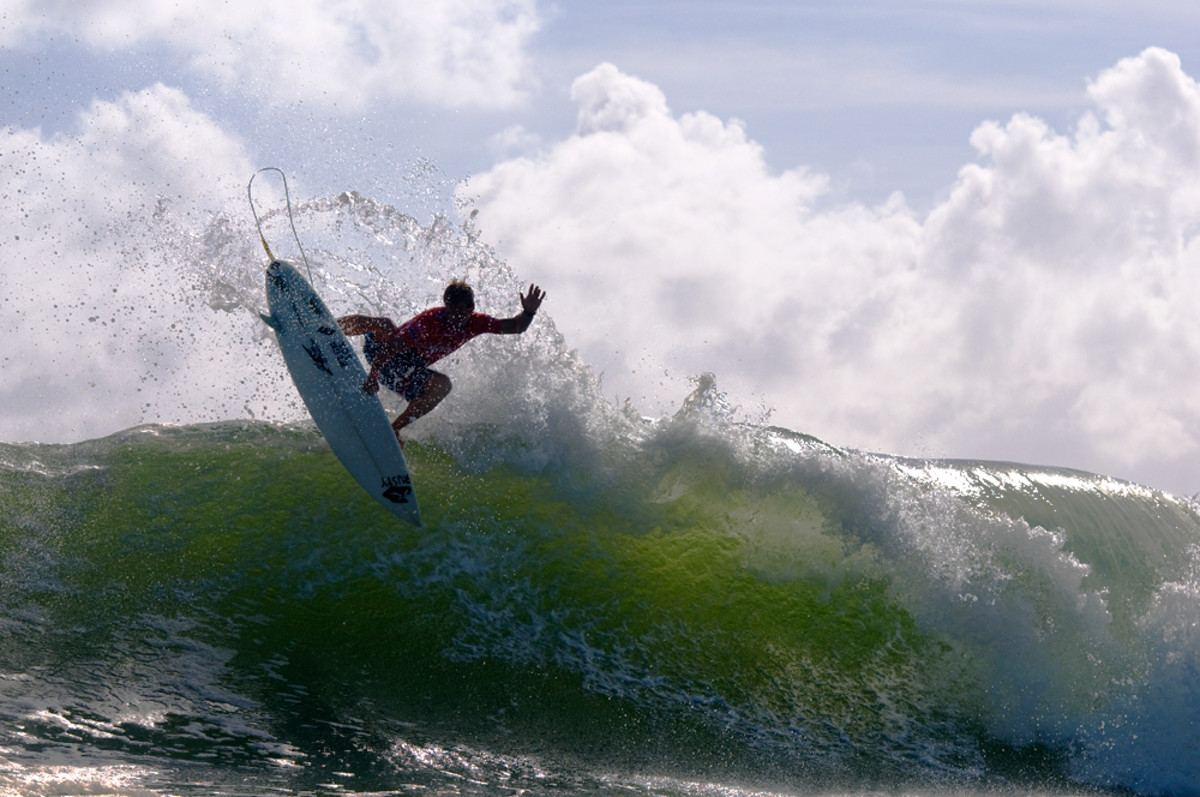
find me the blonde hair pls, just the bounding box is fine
[443,280,474,307]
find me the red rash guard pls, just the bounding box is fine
[399,307,504,365]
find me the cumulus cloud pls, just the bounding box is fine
[0,0,540,110]
[461,49,1200,493]
[0,85,291,442]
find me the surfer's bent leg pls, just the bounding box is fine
[392,371,452,434]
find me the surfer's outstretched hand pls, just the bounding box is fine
[521,284,545,315]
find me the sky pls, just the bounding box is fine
[6,1,1200,495]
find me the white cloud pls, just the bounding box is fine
[462,64,847,396]
[487,124,544,160]
[461,49,1200,493]
[0,0,541,110]
[0,84,292,442]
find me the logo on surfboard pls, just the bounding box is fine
[301,336,356,375]
[302,340,332,375]
[381,474,414,504]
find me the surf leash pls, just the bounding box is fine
[247,167,313,282]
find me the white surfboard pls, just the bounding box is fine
[263,260,421,525]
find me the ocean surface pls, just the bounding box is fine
[2,194,1199,796]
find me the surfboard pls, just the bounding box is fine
[262,260,421,526]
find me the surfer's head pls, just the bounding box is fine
[443,280,475,310]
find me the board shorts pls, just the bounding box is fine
[363,334,434,402]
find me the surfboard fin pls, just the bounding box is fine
[259,312,280,330]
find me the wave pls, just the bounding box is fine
[2,192,1198,795]
[2,399,1199,794]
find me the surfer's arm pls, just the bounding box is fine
[337,315,395,337]
[496,284,545,334]
[337,315,398,393]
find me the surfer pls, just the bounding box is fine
[337,280,545,441]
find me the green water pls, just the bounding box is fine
[1,419,1197,795]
